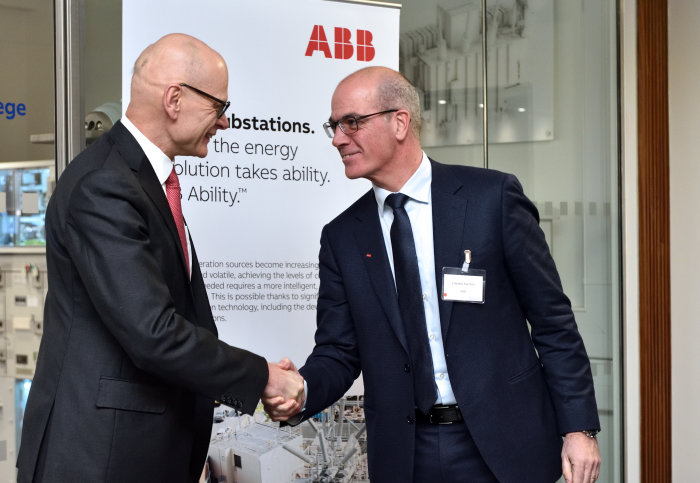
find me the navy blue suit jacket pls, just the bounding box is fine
[297,160,599,482]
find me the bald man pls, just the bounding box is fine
[16,34,303,483]
[266,66,601,483]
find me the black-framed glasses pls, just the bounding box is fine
[179,83,231,118]
[323,109,398,138]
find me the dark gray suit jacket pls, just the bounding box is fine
[297,160,600,482]
[17,121,268,483]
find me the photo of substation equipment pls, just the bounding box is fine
[206,397,369,483]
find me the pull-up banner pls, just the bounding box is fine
[123,0,400,374]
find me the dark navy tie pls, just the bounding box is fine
[385,193,437,414]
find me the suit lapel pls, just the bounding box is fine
[349,160,471,354]
[109,122,190,278]
[351,191,409,354]
[139,164,191,278]
[430,160,468,338]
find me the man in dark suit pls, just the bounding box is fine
[17,33,303,483]
[265,67,601,483]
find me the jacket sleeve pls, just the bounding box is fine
[297,224,362,419]
[64,166,268,414]
[500,173,600,433]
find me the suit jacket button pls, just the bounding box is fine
[404,364,411,373]
[407,415,415,424]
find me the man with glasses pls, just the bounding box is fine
[265,66,601,483]
[17,33,303,483]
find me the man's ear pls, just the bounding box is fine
[163,84,182,120]
[394,109,411,141]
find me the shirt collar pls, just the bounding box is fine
[121,115,174,186]
[373,151,431,211]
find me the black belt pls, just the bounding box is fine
[415,404,463,424]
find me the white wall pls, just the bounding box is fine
[621,0,640,480]
[668,1,700,481]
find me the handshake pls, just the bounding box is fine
[262,358,305,421]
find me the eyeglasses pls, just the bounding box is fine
[323,109,398,138]
[179,83,231,118]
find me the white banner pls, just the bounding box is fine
[123,0,400,373]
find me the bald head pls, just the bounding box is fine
[337,66,422,139]
[130,34,226,93]
[126,34,228,123]
[125,33,229,158]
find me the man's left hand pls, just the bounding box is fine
[561,431,601,483]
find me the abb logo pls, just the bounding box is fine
[305,25,375,61]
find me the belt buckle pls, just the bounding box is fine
[429,405,456,425]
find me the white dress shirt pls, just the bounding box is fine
[121,115,192,277]
[373,152,456,405]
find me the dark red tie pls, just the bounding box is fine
[165,167,189,275]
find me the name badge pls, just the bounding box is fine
[441,250,486,304]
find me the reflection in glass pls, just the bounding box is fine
[0,163,53,248]
[15,379,33,456]
[399,0,621,481]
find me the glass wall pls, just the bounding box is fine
[54,0,122,167]
[486,3,621,481]
[0,0,54,163]
[399,1,621,481]
[0,162,53,247]
[81,0,122,144]
[0,1,55,477]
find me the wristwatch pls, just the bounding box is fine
[582,429,600,439]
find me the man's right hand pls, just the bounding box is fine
[262,358,304,421]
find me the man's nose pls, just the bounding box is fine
[332,126,349,147]
[216,113,230,129]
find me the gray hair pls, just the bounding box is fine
[376,72,421,138]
